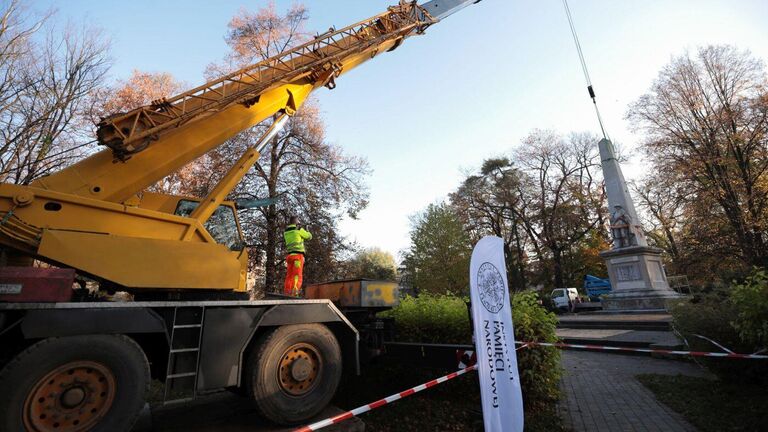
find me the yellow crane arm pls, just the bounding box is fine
[32,2,441,204]
[0,0,481,292]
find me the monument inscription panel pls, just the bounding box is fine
[615,263,641,282]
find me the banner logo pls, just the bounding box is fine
[477,262,505,313]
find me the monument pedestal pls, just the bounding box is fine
[599,246,685,310]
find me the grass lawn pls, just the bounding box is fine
[333,357,565,432]
[637,373,768,432]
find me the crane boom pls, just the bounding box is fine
[422,0,482,20]
[33,1,478,204]
[98,4,436,160]
[98,0,479,160]
[0,0,481,293]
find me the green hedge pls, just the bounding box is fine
[671,268,768,386]
[382,292,561,411]
[384,294,471,344]
[730,268,768,349]
[511,292,561,411]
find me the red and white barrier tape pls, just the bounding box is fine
[293,340,766,432]
[293,344,532,432]
[516,341,768,359]
[294,343,533,432]
[293,364,477,432]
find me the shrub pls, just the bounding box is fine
[536,289,557,313]
[383,292,561,412]
[511,292,561,411]
[730,268,768,349]
[671,269,768,386]
[383,293,471,345]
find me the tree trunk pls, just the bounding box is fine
[263,132,282,292]
[264,204,278,292]
[514,225,527,290]
[552,249,564,288]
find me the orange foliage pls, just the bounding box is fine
[98,70,183,118]
[225,2,309,64]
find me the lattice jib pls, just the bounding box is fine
[97,2,436,161]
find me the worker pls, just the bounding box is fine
[283,216,312,297]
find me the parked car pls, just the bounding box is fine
[551,287,580,312]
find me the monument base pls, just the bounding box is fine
[600,291,683,311]
[599,246,686,311]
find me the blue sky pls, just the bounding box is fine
[30,0,768,258]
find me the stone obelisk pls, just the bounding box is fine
[598,139,683,310]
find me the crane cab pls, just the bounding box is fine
[136,192,246,252]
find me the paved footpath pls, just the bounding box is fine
[558,350,711,432]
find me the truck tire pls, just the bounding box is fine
[246,323,342,425]
[0,334,150,432]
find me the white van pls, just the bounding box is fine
[551,288,580,312]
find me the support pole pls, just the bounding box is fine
[184,113,290,236]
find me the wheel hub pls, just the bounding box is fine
[60,387,86,409]
[278,343,322,396]
[23,360,116,432]
[291,357,312,381]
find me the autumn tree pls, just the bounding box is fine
[512,131,607,288]
[451,158,530,290]
[635,172,749,284]
[95,70,182,117]
[0,1,110,184]
[94,70,189,193]
[450,132,608,290]
[634,173,685,266]
[628,45,768,275]
[403,202,471,296]
[345,247,398,280]
[207,3,370,294]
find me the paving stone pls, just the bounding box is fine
[558,350,711,432]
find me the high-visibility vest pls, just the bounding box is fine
[284,224,312,254]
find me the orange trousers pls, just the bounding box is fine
[284,253,305,297]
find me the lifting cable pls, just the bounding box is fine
[562,0,608,139]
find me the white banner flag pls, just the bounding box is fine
[470,236,524,432]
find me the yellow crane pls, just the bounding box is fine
[0,2,483,431]
[0,0,478,294]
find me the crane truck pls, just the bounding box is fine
[0,1,483,430]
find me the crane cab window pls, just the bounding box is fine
[175,200,243,251]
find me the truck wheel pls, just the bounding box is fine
[246,324,342,425]
[0,334,150,432]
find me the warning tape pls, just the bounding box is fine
[516,341,768,359]
[293,340,766,432]
[293,364,478,432]
[293,344,532,432]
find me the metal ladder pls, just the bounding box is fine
[163,306,205,404]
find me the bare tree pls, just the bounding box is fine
[0,1,45,124]
[634,174,686,267]
[231,103,369,291]
[512,130,607,288]
[451,158,531,290]
[0,2,110,184]
[628,45,768,270]
[94,70,188,194]
[94,69,182,118]
[205,3,370,294]
[451,131,608,290]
